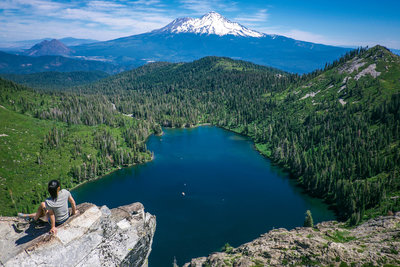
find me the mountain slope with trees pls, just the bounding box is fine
[1,46,399,224]
[0,78,155,215]
[0,51,126,74]
[79,46,400,224]
[0,71,109,90]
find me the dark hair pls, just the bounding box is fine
[48,180,60,200]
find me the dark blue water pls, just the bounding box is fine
[72,126,335,266]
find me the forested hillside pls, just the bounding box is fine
[0,71,109,90]
[81,57,292,127]
[0,51,126,74]
[0,78,155,215]
[79,46,400,224]
[1,46,399,224]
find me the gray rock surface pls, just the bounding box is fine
[184,212,400,267]
[0,202,156,267]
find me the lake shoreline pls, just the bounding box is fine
[72,125,336,266]
[70,123,339,220]
[69,154,154,192]
[68,123,339,222]
[206,124,341,220]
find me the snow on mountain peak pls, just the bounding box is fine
[155,11,264,38]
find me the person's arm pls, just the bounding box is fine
[68,194,77,216]
[49,209,57,235]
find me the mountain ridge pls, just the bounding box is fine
[24,39,72,57]
[69,12,350,74]
[0,51,127,74]
[0,37,98,51]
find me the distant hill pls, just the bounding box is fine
[24,39,72,57]
[71,12,349,73]
[0,71,109,90]
[0,37,98,51]
[0,51,127,74]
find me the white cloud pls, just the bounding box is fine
[179,0,212,13]
[179,0,238,15]
[8,0,69,11]
[0,0,175,41]
[132,0,161,6]
[235,9,268,23]
[87,1,126,9]
[281,29,328,44]
[2,0,397,49]
[251,27,400,49]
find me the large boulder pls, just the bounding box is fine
[0,202,156,267]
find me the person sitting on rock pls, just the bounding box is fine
[18,179,77,234]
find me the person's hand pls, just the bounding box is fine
[50,227,57,235]
[71,210,80,216]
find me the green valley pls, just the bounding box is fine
[0,45,399,226]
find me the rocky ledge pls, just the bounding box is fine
[0,202,156,267]
[185,213,400,267]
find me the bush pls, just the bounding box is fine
[221,243,234,254]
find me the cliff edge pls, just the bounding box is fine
[0,202,156,267]
[185,212,400,267]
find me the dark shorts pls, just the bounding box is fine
[48,216,69,226]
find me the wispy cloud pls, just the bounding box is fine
[87,1,126,9]
[1,0,397,49]
[254,27,387,48]
[179,0,238,15]
[132,0,161,6]
[235,9,268,23]
[0,0,70,12]
[281,29,329,44]
[0,0,174,41]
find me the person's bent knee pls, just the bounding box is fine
[40,202,46,209]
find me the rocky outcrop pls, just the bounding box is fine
[184,213,400,267]
[0,202,156,267]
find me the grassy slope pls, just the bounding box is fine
[0,80,152,216]
[0,105,139,215]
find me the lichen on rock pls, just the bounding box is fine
[184,213,400,267]
[0,202,156,267]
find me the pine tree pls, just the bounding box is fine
[304,210,314,227]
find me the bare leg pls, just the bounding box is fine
[22,202,48,221]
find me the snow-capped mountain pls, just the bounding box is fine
[155,11,264,37]
[71,12,350,73]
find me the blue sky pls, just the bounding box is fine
[0,0,399,49]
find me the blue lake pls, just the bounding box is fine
[72,126,335,266]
